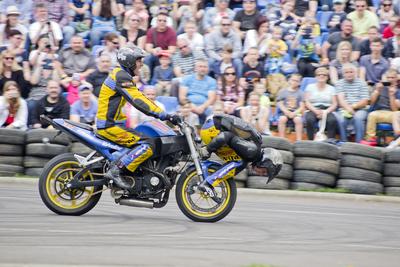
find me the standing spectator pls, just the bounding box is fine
[96,32,120,68]
[264,26,288,75]
[359,38,389,85]
[70,83,98,125]
[0,0,33,27]
[359,26,380,57]
[202,0,235,34]
[243,16,271,56]
[240,92,271,135]
[31,80,70,129]
[90,0,119,46]
[233,0,261,40]
[304,67,338,141]
[0,6,27,47]
[120,11,146,49]
[177,20,205,53]
[327,0,347,33]
[277,74,304,141]
[347,0,379,39]
[151,51,175,96]
[329,41,359,85]
[361,69,400,145]
[179,60,217,123]
[86,54,111,97]
[0,81,28,130]
[217,66,245,115]
[335,63,370,143]
[56,35,96,79]
[0,50,30,98]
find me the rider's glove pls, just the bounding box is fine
[199,146,210,160]
[164,113,183,125]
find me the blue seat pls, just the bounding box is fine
[376,123,393,146]
[316,11,333,32]
[320,32,330,46]
[372,0,381,9]
[300,77,316,91]
[62,92,68,99]
[156,96,179,114]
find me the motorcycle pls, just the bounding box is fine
[38,115,244,222]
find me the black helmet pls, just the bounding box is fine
[253,148,283,184]
[117,46,146,73]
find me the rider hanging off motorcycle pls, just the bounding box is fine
[96,46,181,190]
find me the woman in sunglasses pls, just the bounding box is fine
[217,66,245,115]
[0,50,30,98]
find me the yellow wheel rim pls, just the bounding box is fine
[181,169,231,218]
[45,161,95,210]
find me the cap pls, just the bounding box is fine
[72,73,81,81]
[78,83,93,92]
[158,50,170,58]
[333,0,345,4]
[6,6,20,16]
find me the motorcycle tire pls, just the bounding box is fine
[38,153,103,216]
[175,165,237,223]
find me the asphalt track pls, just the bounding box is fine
[0,180,400,267]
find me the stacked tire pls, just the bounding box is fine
[247,136,293,190]
[24,129,71,177]
[383,150,400,196]
[69,141,94,156]
[292,141,339,190]
[0,129,25,177]
[337,143,383,195]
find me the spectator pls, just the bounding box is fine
[210,44,241,78]
[347,0,379,39]
[359,37,389,85]
[177,20,205,52]
[172,0,202,34]
[359,26,380,57]
[60,73,82,104]
[149,4,174,28]
[382,15,399,40]
[0,6,27,47]
[240,91,271,135]
[70,83,98,125]
[243,16,271,56]
[3,30,26,67]
[172,38,206,78]
[335,63,369,143]
[277,74,304,141]
[31,80,70,129]
[129,0,149,31]
[361,69,400,145]
[205,17,242,77]
[383,20,400,59]
[267,0,298,42]
[96,32,120,68]
[304,67,338,141]
[120,11,146,49]
[179,59,217,123]
[178,100,200,127]
[86,54,111,97]
[90,0,119,46]
[68,0,91,23]
[0,81,28,130]
[321,19,361,62]
[0,0,32,27]
[56,35,96,79]
[327,0,347,33]
[377,0,395,30]
[233,0,261,40]
[240,47,266,99]
[329,41,359,85]
[202,0,235,34]
[151,51,175,96]
[264,26,288,75]
[217,66,245,114]
[294,0,318,18]
[0,50,30,98]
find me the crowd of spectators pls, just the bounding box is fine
[1,0,400,147]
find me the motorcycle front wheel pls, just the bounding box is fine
[39,153,103,216]
[175,165,237,222]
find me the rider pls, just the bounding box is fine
[96,46,180,190]
[198,114,283,194]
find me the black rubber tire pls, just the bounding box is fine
[339,167,382,184]
[175,165,237,222]
[70,142,94,156]
[383,176,400,187]
[262,136,292,151]
[340,143,383,160]
[246,176,290,189]
[276,163,293,180]
[384,187,400,196]
[293,141,339,160]
[383,163,400,176]
[26,143,69,158]
[336,179,383,195]
[294,157,340,175]
[340,155,382,173]
[38,153,102,216]
[293,170,336,187]
[24,156,50,168]
[384,150,400,163]
[278,150,294,164]
[24,167,44,177]
[235,168,248,182]
[0,164,24,176]
[0,156,23,166]
[0,144,23,156]
[290,182,326,190]
[0,128,26,145]
[26,129,71,146]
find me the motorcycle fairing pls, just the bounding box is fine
[134,120,176,137]
[198,160,244,187]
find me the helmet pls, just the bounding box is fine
[117,46,146,73]
[253,148,283,184]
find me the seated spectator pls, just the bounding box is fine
[151,51,174,95]
[0,0,32,27]
[0,50,30,98]
[96,32,120,68]
[240,92,271,135]
[210,44,241,78]
[359,26,380,57]
[217,66,245,115]
[382,16,399,40]
[172,0,201,34]
[347,0,379,39]
[0,6,27,47]
[29,35,57,66]
[31,80,70,129]
[294,0,317,18]
[56,35,96,79]
[70,83,98,125]
[177,20,205,53]
[0,81,28,130]
[267,0,298,42]
[68,0,91,23]
[327,0,347,33]
[243,16,271,56]
[90,0,118,46]
[3,30,26,67]
[172,38,206,78]
[335,63,369,143]
[264,26,288,75]
[120,11,146,49]
[377,0,395,31]
[277,74,304,141]
[202,0,234,34]
[361,69,400,145]
[240,47,266,99]
[359,38,389,85]
[329,41,359,85]
[129,0,149,31]
[383,20,400,59]
[233,0,261,40]
[179,59,217,123]
[304,67,338,141]
[86,54,112,97]
[178,100,200,128]
[60,73,82,105]
[149,4,174,28]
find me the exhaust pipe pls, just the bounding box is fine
[119,198,154,209]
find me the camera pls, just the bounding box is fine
[382,81,391,86]
[45,44,51,49]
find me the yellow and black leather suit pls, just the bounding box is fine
[96,67,166,173]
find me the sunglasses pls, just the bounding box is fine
[222,23,231,26]
[130,18,140,22]
[5,57,14,60]
[383,3,392,6]
[112,41,119,45]
[224,72,236,76]
[178,45,188,49]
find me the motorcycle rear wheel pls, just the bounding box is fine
[176,165,237,222]
[39,153,103,215]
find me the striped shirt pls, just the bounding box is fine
[335,78,370,107]
[171,50,206,76]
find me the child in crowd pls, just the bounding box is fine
[61,73,82,105]
[240,92,271,135]
[179,100,200,127]
[264,26,288,75]
[327,0,347,33]
[151,51,175,96]
[211,44,240,79]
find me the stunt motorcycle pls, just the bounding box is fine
[38,115,245,222]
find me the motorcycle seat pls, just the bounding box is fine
[65,120,95,132]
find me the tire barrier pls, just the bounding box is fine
[0,129,25,176]
[383,150,400,196]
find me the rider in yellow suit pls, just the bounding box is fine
[96,46,180,190]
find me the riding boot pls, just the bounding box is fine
[104,163,131,190]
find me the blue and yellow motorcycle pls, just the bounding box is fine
[38,115,244,222]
